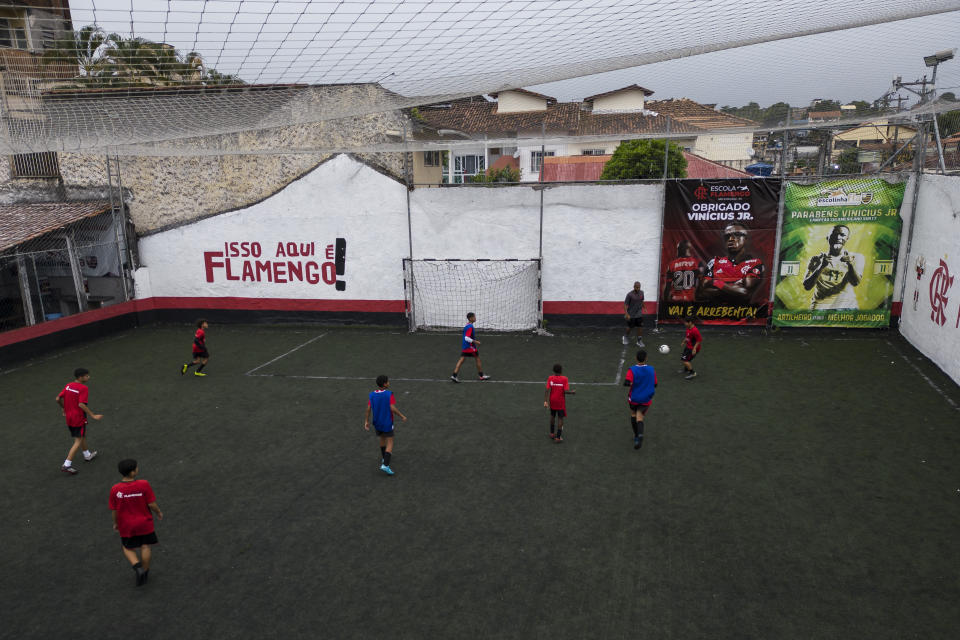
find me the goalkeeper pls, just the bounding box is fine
[451,312,491,382]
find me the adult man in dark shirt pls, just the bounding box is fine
[623,281,645,347]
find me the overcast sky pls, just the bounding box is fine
[67,1,960,109]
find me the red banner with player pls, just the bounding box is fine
[659,179,781,325]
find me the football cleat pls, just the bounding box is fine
[450,374,460,383]
[180,364,188,375]
[194,371,207,377]
[84,451,99,462]
[685,372,697,380]
[61,465,78,475]
[379,464,394,475]
[478,374,491,381]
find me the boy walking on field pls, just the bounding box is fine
[451,312,491,382]
[624,350,657,450]
[56,367,102,475]
[544,363,575,442]
[181,319,210,377]
[364,375,408,475]
[681,316,702,380]
[109,459,163,586]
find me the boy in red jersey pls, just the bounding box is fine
[55,367,102,475]
[109,459,163,586]
[680,316,702,380]
[181,319,210,377]
[543,363,576,442]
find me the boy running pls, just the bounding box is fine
[681,316,702,380]
[544,363,575,442]
[109,459,163,586]
[624,350,657,450]
[363,375,408,475]
[181,319,210,377]
[450,312,491,382]
[56,367,102,475]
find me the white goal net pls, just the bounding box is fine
[403,259,542,332]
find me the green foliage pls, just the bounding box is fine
[937,109,960,139]
[599,139,687,180]
[42,26,244,88]
[468,165,521,183]
[837,148,860,174]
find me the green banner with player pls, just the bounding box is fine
[772,179,905,328]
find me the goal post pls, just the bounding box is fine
[403,258,542,332]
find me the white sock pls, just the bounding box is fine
[63,459,72,467]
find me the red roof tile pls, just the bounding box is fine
[646,98,757,129]
[0,201,113,252]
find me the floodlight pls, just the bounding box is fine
[924,49,955,67]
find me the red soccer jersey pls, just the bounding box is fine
[706,256,763,284]
[666,257,700,302]
[57,382,89,427]
[109,479,157,537]
[684,325,702,350]
[193,328,206,354]
[546,375,570,410]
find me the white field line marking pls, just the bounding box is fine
[246,373,616,386]
[886,339,959,411]
[614,344,627,385]
[244,333,327,376]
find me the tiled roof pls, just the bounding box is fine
[577,111,701,135]
[646,99,758,129]
[808,111,842,120]
[0,201,113,252]
[489,155,520,172]
[585,84,654,100]
[541,152,751,181]
[489,88,557,103]
[417,101,582,134]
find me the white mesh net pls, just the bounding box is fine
[403,259,541,332]
[0,1,956,155]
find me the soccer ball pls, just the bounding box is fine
[658,344,670,355]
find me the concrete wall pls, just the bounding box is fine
[135,154,664,315]
[591,90,646,113]
[899,173,960,386]
[496,91,548,113]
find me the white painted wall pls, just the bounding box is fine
[899,173,960,386]
[134,155,666,307]
[136,154,409,300]
[591,90,646,113]
[496,91,548,113]
[692,132,755,168]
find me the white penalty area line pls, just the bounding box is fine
[244,333,327,376]
[885,339,959,411]
[245,372,617,386]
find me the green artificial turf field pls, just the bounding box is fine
[2,323,958,639]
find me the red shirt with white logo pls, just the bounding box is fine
[546,375,570,410]
[57,382,89,427]
[684,325,702,351]
[706,256,763,284]
[109,479,157,537]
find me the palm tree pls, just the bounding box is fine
[40,25,110,86]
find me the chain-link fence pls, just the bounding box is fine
[0,209,133,331]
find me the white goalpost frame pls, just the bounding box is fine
[402,258,543,333]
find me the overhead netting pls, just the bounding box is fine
[0,0,958,155]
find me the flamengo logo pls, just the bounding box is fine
[694,185,708,200]
[928,259,954,327]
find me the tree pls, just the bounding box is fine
[599,139,687,180]
[836,148,860,174]
[469,165,521,183]
[41,25,109,85]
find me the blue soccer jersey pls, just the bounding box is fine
[626,364,657,404]
[461,323,477,354]
[368,389,395,430]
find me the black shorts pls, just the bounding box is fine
[550,408,566,418]
[628,401,652,415]
[121,532,158,549]
[626,317,643,328]
[192,350,209,359]
[67,425,86,438]
[681,347,696,362]
[374,428,394,437]
[460,351,478,358]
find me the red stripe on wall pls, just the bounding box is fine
[0,297,406,348]
[543,301,657,315]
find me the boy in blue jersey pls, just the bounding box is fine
[363,375,408,475]
[624,349,657,450]
[451,312,491,382]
